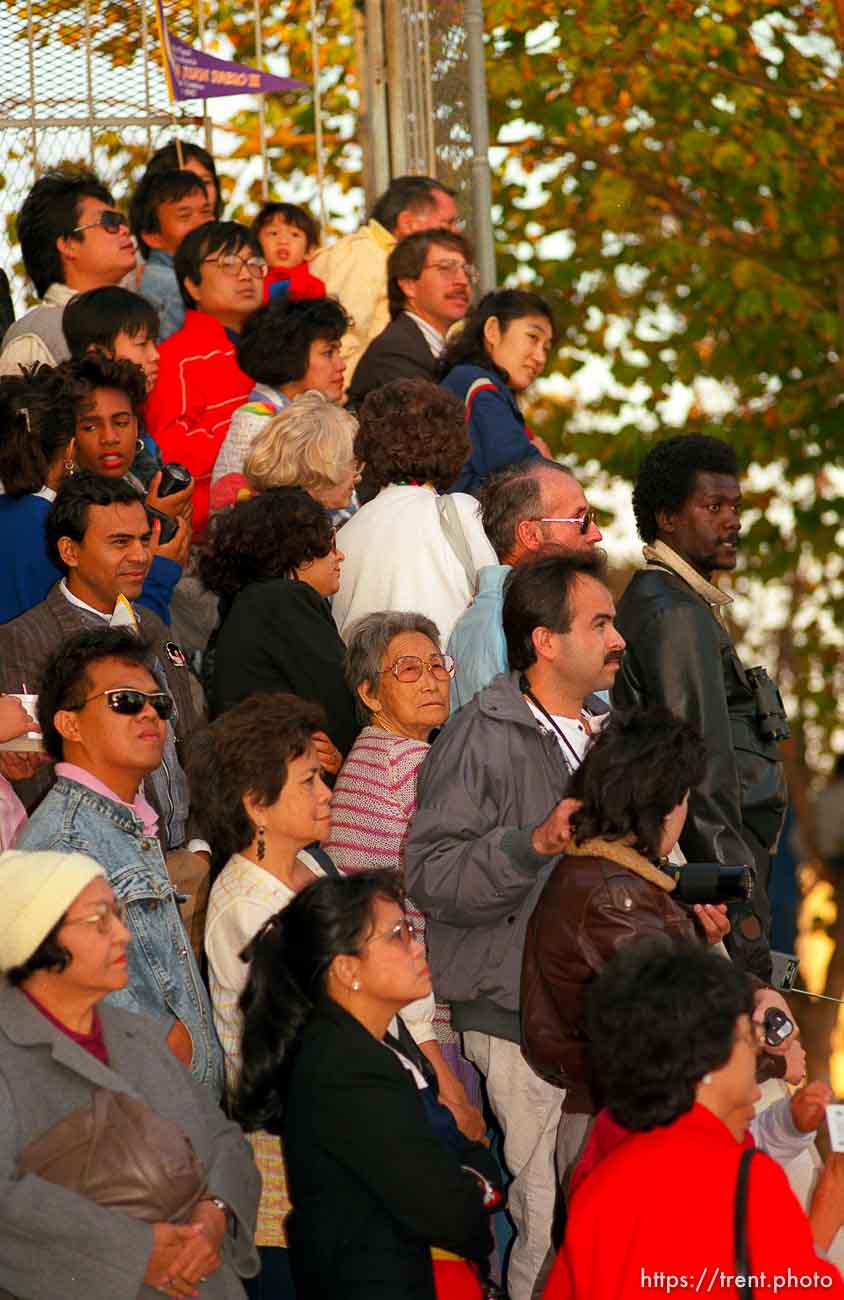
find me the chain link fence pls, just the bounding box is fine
[0,0,208,314]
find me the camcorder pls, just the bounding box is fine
[658,860,755,905]
[145,463,192,545]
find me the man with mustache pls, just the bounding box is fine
[348,230,475,410]
[612,434,788,979]
[405,551,624,1300]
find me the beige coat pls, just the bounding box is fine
[308,219,396,386]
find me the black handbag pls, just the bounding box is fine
[733,1147,761,1298]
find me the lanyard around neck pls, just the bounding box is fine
[519,674,589,770]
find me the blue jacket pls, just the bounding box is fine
[0,491,179,627]
[441,363,541,496]
[16,777,223,1095]
[447,563,510,710]
[139,250,185,341]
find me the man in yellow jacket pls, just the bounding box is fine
[309,175,459,388]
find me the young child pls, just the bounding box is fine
[130,167,214,339]
[63,285,164,479]
[252,201,326,304]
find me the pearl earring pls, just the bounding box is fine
[702,1073,713,1085]
[352,979,360,991]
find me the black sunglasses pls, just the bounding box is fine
[70,687,174,720]
[72,210,130,235]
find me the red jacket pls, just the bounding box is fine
[264,261,326,304]
[144,310,252,535]
[544,1104,842,1299]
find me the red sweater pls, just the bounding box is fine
[264,261,326,303]
[144,309,252,535]
[544,1104,842,1299]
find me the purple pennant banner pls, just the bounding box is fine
[154,0,306,102]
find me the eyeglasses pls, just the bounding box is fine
[365,917,417,950]
[536,509,597,536]
[202,252,267,278]
[422,257,479,285]
[382,654,456,683]
[73,209,130,235]
[62,899,128,936]
[69,688,174,720]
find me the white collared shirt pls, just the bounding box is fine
[404,311,446,358]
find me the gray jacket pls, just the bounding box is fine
[405,672,608,1043]
[0,981,259,1300]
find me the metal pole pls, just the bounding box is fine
[254,0,269,200]
[363,0,391,199]
[196,0,213,158]
[141,0,153,153]
[310,0,327,229]
[464,0,496,291]
[84,0,96,167]
[26,0,38,177]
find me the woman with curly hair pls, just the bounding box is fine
[543,944,844,1299]
[330,377,496,644]
[439,289,555,495]
[199,486,359,769]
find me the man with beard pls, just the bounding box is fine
[405,551,625,1300]
[612,434,788,978]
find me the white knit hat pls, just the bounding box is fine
[0,850,107,973]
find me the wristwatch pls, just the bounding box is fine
[205,1196,230,1221]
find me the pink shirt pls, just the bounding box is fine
[1,776,27,850]
[55,762,159,837]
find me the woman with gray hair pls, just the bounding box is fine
[325,610,486,1141]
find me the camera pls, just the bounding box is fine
[746,666,790,743]
[763,1006,794,1047]
[157,462,192,498]
[658,861,755,905]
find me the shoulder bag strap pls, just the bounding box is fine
[436,494,478,594]
[734,1146,761,1298]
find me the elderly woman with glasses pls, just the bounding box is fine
[325,610,485,1142]
[0,848,260,1300]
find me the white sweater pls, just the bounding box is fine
[333,484,496,644]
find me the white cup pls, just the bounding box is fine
[0,694,45,752]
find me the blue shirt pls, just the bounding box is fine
[139,249,185,341]
[447,563,510,710]
[441,363,541,496]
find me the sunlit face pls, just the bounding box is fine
[111,330,159,393]
[659,471,743,577]
[542,575,626,697]
[293,535,344,598]
[529,470,603,554]
[699,1014,763,1141]
[485,312,553,392]
[258,215,312,270]
[184,242,263,328]
[53,877,132,999]
[60,500,153,609]
[286,337,346,402]
[73,387,138,479]
[350,896,432,1007]
[55,657,166,780]
[253,742,333,849]
[61,196,137,285]
[146,188,214,257]
[403,241,472,332]
[359,631,450,742]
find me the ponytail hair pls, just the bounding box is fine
[0,365,75,497]
[233,870,404,1134]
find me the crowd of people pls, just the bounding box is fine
[0,144,838,1300]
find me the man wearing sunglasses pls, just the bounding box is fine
[16,626,223,1095]
[145,220,265,538]
[348,229,475,412]
[0,474,199,857]
[1,170,136,377]
[448,459,604,709]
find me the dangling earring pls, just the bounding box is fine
[352,979,360,991]
[135,437,144,453]
[64,457,76,475]
[256,826,266,862]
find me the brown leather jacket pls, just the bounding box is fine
[520,838,699,1112]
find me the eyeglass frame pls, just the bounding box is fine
[364,917,417,950]
[420,257,479,285]
[72,209,131,235]
[535,509,597,536]
[380,653,456,683]
[62,898,128,936]
[66,687,174,721]
[201,251,268,278]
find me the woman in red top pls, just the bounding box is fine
[544,944,844,1299]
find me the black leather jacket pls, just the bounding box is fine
[613,566,787,874]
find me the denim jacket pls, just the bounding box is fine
[139,250,185,341]
[16,777,223,1095]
